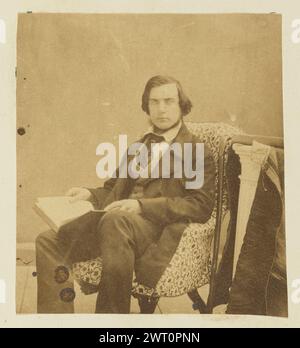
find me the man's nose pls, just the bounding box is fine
[158,100,166,112]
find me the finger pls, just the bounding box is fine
[104,201,121,211]
[104,204,116,211]
[110,206,122,212]
[65,187,78,196]
[69,195,80,203]
[105,205,121,212]
[104,203,113,211]
[71,191,90,203]
[119,205,128,211]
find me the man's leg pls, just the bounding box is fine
[95,210,162,314]
[35,229,75,313]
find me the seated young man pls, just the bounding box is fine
[35,75,216,313]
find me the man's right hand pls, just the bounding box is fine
[65,187,92,203]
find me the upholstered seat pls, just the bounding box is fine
[72,121,241,312]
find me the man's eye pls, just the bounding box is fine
[165,99,177,105]
[166,99,172,104]
[149,99,178,106]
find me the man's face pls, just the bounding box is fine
[148,83,182,131]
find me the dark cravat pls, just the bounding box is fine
[128,133,166,199]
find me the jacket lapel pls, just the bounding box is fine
[104,122,194,204]
[153,122,194,179]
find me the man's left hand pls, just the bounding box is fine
[104,199,142,214]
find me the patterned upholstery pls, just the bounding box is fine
[73,257,102,286]
[131,122,241,297]
[72,122,241,298]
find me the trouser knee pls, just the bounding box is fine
[97,210,133,240]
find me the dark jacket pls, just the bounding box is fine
[88,122,216,287]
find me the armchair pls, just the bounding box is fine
[72,121,242,313]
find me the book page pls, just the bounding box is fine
[35,196,94,230]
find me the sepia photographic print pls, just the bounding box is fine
[16,13,287,317]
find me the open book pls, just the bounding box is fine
[33,196,106,232]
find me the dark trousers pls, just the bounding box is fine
[36,210,161,313]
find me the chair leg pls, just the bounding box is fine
[187,289,211,314]
[137,296,159,314]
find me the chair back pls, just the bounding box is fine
[185,121,241,218]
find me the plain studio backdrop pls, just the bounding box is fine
[17,13,283,243]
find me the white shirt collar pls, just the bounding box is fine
[142,120,182,143]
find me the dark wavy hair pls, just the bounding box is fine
[141,75,193,116]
